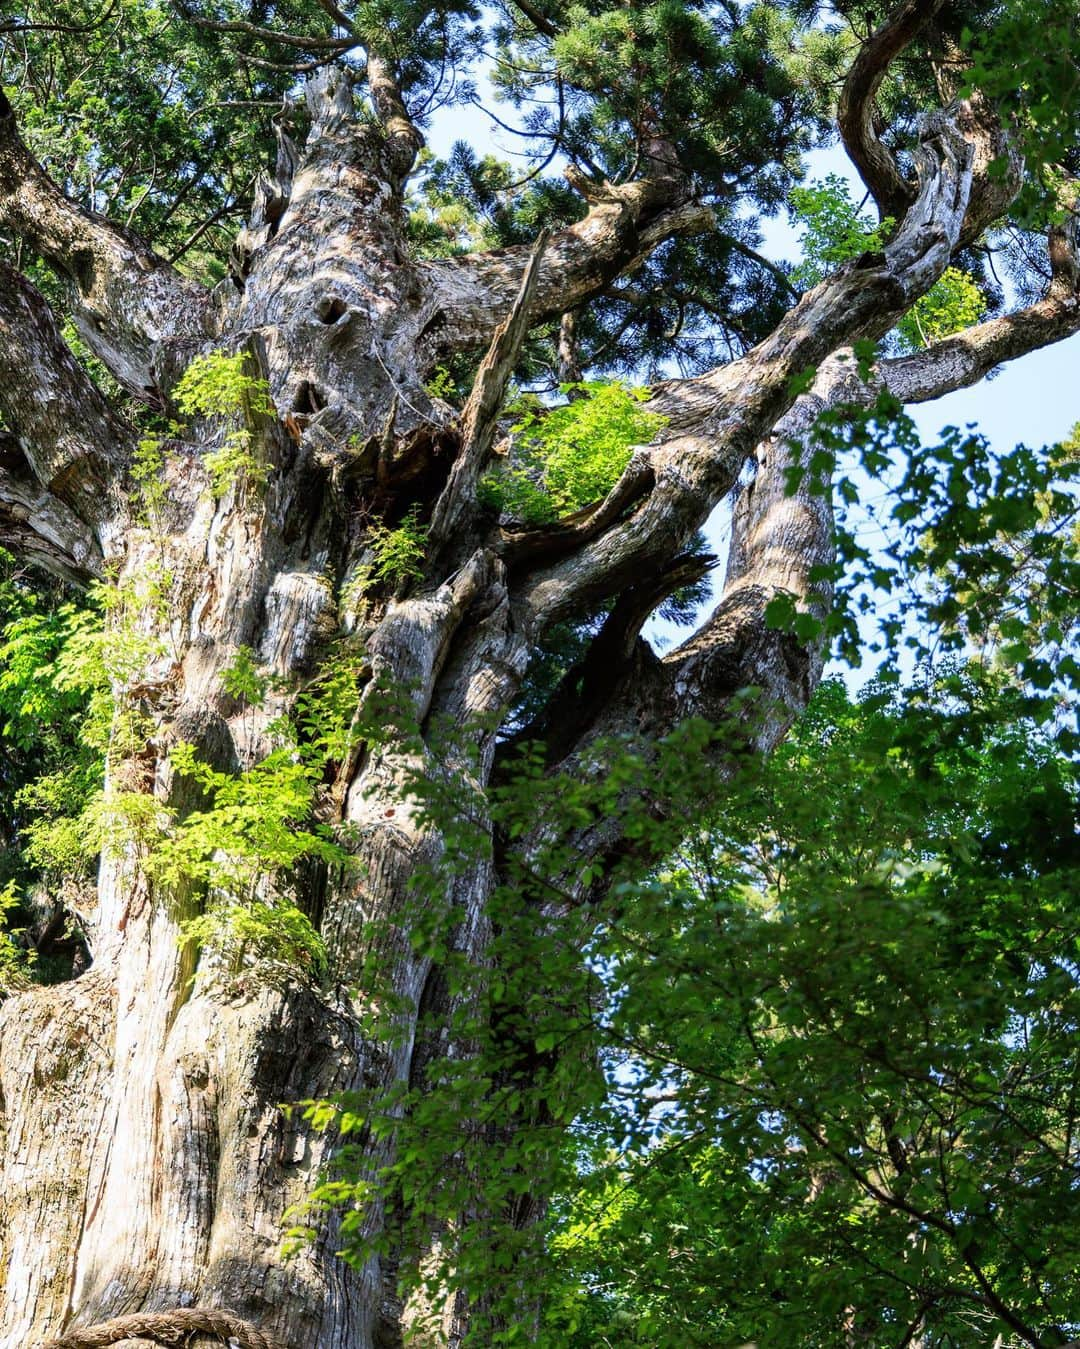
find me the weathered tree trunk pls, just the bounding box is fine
[0,22,1072,1347]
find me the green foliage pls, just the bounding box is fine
[788,185,987,351]
[148,646,393,980]
[160,742,343,895]
[0,881,34,994]
[293,640,370,766]
[367,507,428,587]
[291,671,1080,1346]
[0,563,363,986]
[542,676,1080,1347]
[180,900,327,981]
[423,364,461,402]
[0,572,170,880]
[288,716,725,1341]
[157,739,341,978]
[404,1,840,378]
[221,644,270,708]
[348,507,429,603]
[3,1,1079,1334]
[174,351,274,421]
[961,1,1080,226]
[174,350,274,498]
[0,590,113,878]
[480,382,665,523]
[130,435,170,534]
[0,0,322,283]
[894,265,989,352]
[767,391,1080,742]
[789,174,894,287]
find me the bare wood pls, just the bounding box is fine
[0,92,211,397]
[419,183,713,359]
[429,230,550,546]
[0,262,129,527]
[0,433,103,583]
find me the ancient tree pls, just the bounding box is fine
[0,0,1077,1345]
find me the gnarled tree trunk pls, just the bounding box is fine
[0,17,1073,1347]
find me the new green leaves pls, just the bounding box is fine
[480,381,664,522]
[789,173,893,286]
[894,266,988,352]
[174,350,274,498]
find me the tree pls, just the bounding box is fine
[0,1,1077,1345]
[544,675,1080,1347]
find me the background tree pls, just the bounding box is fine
[542,673,1080,1348]
[0,1,1077,1346]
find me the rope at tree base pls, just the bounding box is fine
[40,1307,287,1349]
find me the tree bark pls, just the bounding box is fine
[0,25,1073,1349]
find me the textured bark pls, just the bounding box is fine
[0,21,1071,1349]
[837,0,944,218]
[0,92,211,400]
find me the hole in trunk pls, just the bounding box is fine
[70,249,95,294]
[293,382,327,416]
[315,295,348,324]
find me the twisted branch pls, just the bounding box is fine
[882,215,1080,404]
[838,0,945,219]
[0,91,210,396]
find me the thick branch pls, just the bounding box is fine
[657,377,837,742]
[418,170,713,359]
[514,108,976,634]
[498,367,843,897]
[0,262,129,530]
[838,0,945,219]
[230,113,301,281]
[0,433,102,584]
[0,94,211,398]
[557,308,584,386]
[506,548,713,769]
[235,67,418,338]
[509,0,560,37]
[882,218,1080,403]
[366,54,425,185]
